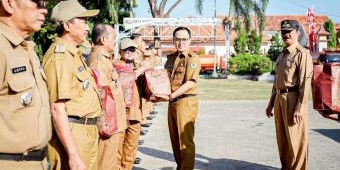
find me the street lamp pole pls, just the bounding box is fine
[212,0,218,78]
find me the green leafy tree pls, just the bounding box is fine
[324,19,337,49]
[33,0,134,58]
[267,33,284,62]
[234,25,248,54]
[228,0,269,33]
[228,53,272,75]
[248,29,261,54]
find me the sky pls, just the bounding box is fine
[134,0,340,23]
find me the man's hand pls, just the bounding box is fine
[266,106,273,118]
[69,155,86,170]
[293,111,303,124]
[150,94,170,102]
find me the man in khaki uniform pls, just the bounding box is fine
[266,20,313,170]
[114,38,150,169]
[0,1,59,170]
[87,24,127,170]
[157,26,201,170]
[42,0,100,170]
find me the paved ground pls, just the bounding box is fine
[133,100,340,170]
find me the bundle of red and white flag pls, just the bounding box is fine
[307,7,318,52]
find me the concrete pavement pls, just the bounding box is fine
[133,100,340,170]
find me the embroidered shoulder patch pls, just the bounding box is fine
[190,62,197,69]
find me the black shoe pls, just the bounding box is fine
[150,111,158,115]
[134,157,142,164]
[141,122,152,127]
[140,130,148,136]
[146,115,155,120]
[138,140,144,145]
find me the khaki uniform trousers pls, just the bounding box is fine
[98,131,124,170]
[168,96,198,170]
[0,158,48,170]
[116,120,141,170]
[274,93,308,170]
[48,123,99,170]
[141,99,152,121]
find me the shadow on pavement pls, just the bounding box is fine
[313,129,340,143]
[138,147,279,170]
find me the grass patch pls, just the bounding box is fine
[197,78,273,100]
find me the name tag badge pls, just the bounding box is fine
[12,66,27,74]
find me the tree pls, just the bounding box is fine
[147,0,204,18]
[234,25,248,54]
[228,0,269,33]
[248,29,261,54]
[267,33,284,62]
[324,19,337,49]
[33,0,134,58]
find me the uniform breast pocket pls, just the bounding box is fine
[285,59,296,71]
[74,71,91,96]
[7,75,36,111]
[174,67,185,79]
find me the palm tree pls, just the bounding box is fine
[228,0,269,33]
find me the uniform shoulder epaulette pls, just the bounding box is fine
[296,45,307,53]
[188,51,199,58]
[54,44,66,53]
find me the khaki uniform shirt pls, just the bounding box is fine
[114,60,143,121]
[0,22,51,153]
[87,47,127,132]
[42,37,100,118]
[270,42,313,113]
[165,50,201,94]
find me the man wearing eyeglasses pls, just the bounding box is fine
[0,0,60,169]
[114,38,151,169]
[157,26,201,170]
[42,0,101,170]
[266,20,313,170]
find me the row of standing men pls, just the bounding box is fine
[0,0,202,170]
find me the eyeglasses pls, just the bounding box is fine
[122,47,136,52]
[174,38,189,42]
[31,0,45,8]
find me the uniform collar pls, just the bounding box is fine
[0,22,25,47]
[285,42,299,53]
[91,46,112,59]
[54,37,81,56]
[177,50,191,58]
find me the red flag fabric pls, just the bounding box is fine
[307,7,318,52]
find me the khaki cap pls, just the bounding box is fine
[120,38,136,50]
[51,0,99,22]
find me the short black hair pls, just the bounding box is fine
[172,26,191,38]
[91,24,113,45]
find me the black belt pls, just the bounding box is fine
[274,86,299,94]
[68,116,98,125]
[0,146,46,161]
[172,94,197,102]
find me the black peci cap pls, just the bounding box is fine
[280,20,300,31]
